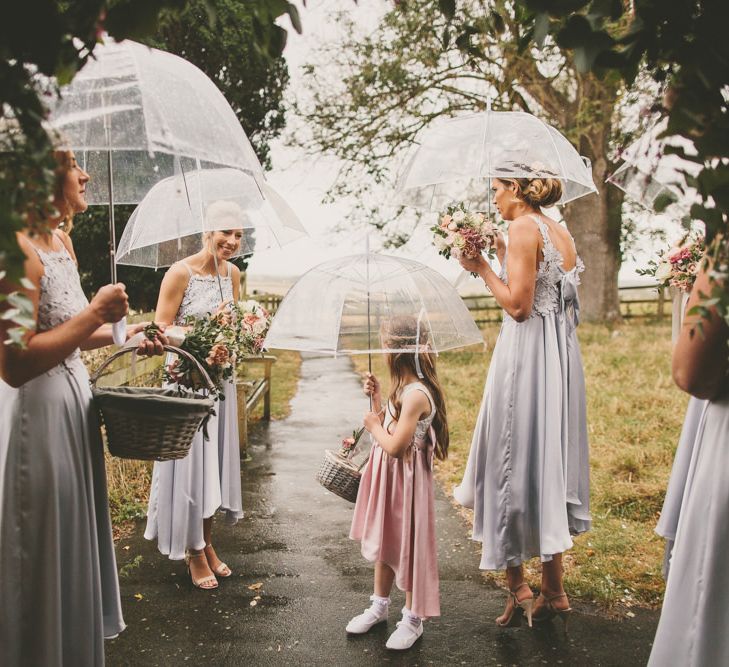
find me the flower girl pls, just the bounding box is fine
[348,315,448,650]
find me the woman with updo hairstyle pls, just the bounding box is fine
[144,200,245,591]
[453,175,590,630]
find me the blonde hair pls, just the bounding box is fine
[382,315,449,460]
[501,177,563,209]
[203,200,246,232]
[53,150,76,233]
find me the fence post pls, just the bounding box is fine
[657,287,666,321]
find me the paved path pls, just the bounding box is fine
[108,354,659,666]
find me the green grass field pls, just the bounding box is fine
[352,320,686,610]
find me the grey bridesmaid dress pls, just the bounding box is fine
[454,215,591,570]
[648,394,729,666]
[144,262,243,560]
[0,239,125,666]
[656,396,707,578]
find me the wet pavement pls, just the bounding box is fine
[108,354,659,666]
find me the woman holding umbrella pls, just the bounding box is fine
[0,150,159,666]
[144,200,245,590]
[453,176,591,629]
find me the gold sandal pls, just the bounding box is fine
[532,592,572,630]
[185,550,218,590]
[496,582,534,628]
[204,543,232,578]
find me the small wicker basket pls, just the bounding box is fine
[316,449,369,503]
[90,345,216,461]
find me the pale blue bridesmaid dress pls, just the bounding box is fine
[144,261,243,560]
[454,215,591,570]
[0,238,125,666]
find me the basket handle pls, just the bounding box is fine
[90,344,216,393]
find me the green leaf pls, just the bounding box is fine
[534,12,550,47]
[286,3,303,34]
[438,0,456,21]
[653,192,678,213]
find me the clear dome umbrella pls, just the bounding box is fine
[264,250,483,360]
[116,167,307,270]
[393,107,597,212]
[48,36,269,283]
[606,120,701,213]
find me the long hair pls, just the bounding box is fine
[382,315,449,460]
[53,150,75,233]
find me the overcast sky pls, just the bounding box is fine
[246,0,682,294]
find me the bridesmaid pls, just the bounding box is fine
[648,251,729,666]
[0,151,155,666]
[453,176,590,628]
[144,206,244,590]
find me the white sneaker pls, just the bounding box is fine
[385,618,423,650]
[345,598,389,634]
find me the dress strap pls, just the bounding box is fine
[180,261,194,277]
[26,232,67,265]
[402,382,436,419]
[528,214,553,249]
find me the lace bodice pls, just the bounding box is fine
[384,382,437,444]
[174,262,234,324]
[34,243,89,365]
[501,215,584,323]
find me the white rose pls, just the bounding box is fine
[447,221,457,231]
[252,318,267,335]
[655,261,672,282]
[453,210,466,222]
[434,235,449,251]
[164,325,187,347]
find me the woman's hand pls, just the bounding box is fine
[363,372,381,401]
[495,231,506,256]
[130,322,168,356]
[458,252,488,276]
[214,299,233,326]
[363,411,382,433]
[90,283,129,323]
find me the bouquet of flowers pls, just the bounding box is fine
[639,235,705,292]
[339,426,365,458]
[235,299,272,355]
[157,310,241,396]
[431,203,498,271]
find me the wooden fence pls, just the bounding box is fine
[463,284,669,325]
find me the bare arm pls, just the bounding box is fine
[0,234,127,387]
[154,264,189,327]
[459,218,538,322]
[363,390,431,459]
[673,260,729,399]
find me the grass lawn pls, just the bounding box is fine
[90,348,302,539]
[351,319,687,610]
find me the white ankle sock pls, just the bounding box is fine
[402,607,421,626]
[370,594,390,612]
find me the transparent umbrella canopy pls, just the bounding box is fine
[116,167,308,269]
[607,121,700,212]
[264,252,484,356]
[48,36,269,282]
[394,109,597,211]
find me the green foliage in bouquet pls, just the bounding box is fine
[165,311,239,397]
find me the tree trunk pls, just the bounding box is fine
[563,147,624,322]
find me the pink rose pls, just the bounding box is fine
[206,343,231,367]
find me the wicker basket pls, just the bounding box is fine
[90,345,216,461]
[316,449,369,503]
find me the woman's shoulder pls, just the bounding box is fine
[509,215,542,237]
